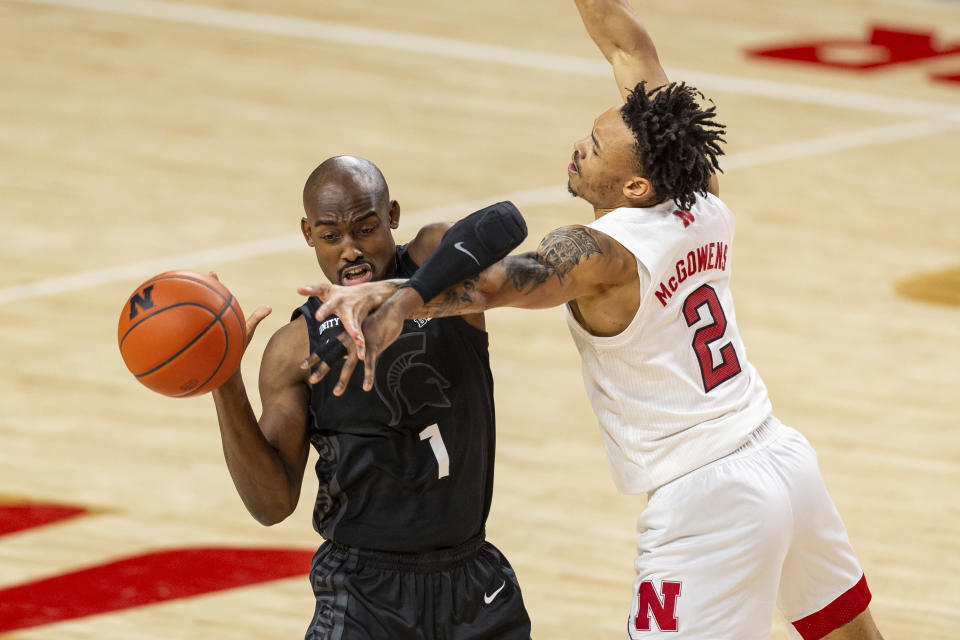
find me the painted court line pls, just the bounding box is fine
[2,118,957,307]
[0,186,567,306]
[11,0,960,121]
[722,119,960,170]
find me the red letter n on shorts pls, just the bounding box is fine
[634,580,682,632]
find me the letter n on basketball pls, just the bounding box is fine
[128,285,155,319]
[634,580,681,632]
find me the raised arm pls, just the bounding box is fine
[577,0,719,195]
[575,0,669,100]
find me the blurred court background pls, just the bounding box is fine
[2,0,959,637]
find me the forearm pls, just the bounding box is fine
[574,0,655,60]
[212,373,300,525]
[375,279,484,321]
[387,250,565,320]
[574,0,668,93]
[390,224,617,319]
[414,273,493,319]
[403,201,526,305]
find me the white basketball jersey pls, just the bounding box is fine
[565,192,772,494]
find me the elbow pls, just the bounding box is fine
[251,508,292,527]
[473,289,496,312]
[245,500,296,527]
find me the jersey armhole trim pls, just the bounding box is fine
[564,237,652,348]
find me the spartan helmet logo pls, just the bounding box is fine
[375,333,452,426]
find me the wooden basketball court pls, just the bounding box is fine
[2,0,959,637]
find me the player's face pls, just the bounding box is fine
[567,106,645,209]
[302,193,401,286]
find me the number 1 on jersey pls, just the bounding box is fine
[419,424,450,479]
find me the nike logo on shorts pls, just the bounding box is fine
[484,580,506,604]
[454,241,481,266]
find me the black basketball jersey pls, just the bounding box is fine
[292,245,496,553]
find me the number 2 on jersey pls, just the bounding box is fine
[682,284,742,392]
[419,424,450,479]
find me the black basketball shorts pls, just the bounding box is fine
[305,534,532,640]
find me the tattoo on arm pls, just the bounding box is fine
[415,277,480,318]
[406,227,602,317]
[506,227,602,293]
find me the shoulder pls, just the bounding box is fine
[538,224,636,285]
[261,315,310,384]
[540,224,608,253]
[406,222,454,265]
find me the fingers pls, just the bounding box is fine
[300,353,331,385]
[315,299,361,338]
[311,298,367,358]
[325,333,357,396]
[303,339,375,393]
[248,305,272,326]
[300,334,363,394]
[298,282,331,298]
[362,346,379,392]
[342,318,365,360]
[244,305,272,340]
[334,351,359,396]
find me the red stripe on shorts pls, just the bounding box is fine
[791,573,871,640]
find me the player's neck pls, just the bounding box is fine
[593,205,616,219]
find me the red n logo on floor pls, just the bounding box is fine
[634,580,682,632]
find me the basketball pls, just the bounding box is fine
[117,270,246,397]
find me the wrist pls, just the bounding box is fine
[389,285,425,316]
[213,368,245,398]
[376,279,406,304]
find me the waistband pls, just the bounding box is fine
[649,415,785,496]
[730,414,784,456]
[327,529,487,572]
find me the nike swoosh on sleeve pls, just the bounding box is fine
[454,242,481,266]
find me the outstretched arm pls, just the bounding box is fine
[408,226,627,315]
[299,200,527,351]
[325,225,635,390]
[575,0,669,100]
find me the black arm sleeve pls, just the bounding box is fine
[402,201,527,302]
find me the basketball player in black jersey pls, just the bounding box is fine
[211,155,532,639]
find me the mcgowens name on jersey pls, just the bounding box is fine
[654,240,729,307]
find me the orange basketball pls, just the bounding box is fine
[117,270,246,397]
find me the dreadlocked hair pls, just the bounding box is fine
[620,81,726,211]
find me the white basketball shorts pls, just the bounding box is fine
[627,416,871,639]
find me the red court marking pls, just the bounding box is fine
[0,547,315,632]
[933,72,960,84]
[748,26,960,71]
[0,504,88,536]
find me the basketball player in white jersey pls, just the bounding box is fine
[298,1,885,638]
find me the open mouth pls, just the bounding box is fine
[568,151,580,175]
[339,262,374,286]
